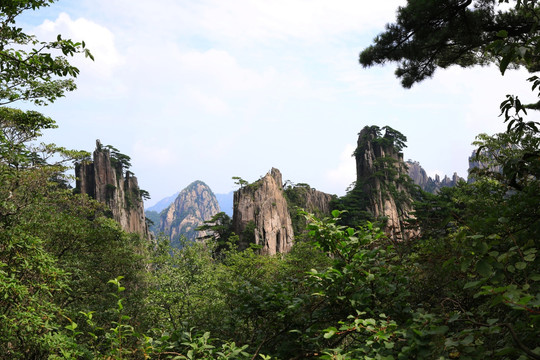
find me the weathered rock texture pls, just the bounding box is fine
[75,140,150,239]
[283,183,334,236]
[407,161,464,193]
[232,168,294,255]
[355,126,416,241]
[406,161,429,189]
[158,181,220,247]
[467,150,503,183]
[289,186,333,216]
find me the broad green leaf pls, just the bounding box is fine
[429,325,448,335]
[476,260,493,277]
[323,327,337,339]
[524,253,536,262]
[464,280,482,289]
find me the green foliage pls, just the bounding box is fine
[334,125,417,229]
[145,209,161,234]
[330,185,375,227]
[232,176,249,188]
[360,0,540,88]
[0,0,93,106]
[104,144,132,174]
[355,1,540,357]
[241,220,257,247]
[0,223,71,358]
[2,2,540,359]
[354,125,407,156]
[139,188,151,201]
[144,236,225,333]
[196,211,234,254]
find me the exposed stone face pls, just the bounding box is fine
[283,183,334,235]
[297,188,333,216]
[407,160,464,193]
[75,140,150,239]
[158,180,220,246]
[232,168,294,255]
[467,150,502,183]
[354,126,416,241]
[406,161,429,189]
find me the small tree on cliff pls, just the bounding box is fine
[232,176,249,189]
[103,144,132,174]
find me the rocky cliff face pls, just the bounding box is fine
[354,126,416,241]
[283,183,334,235]
[407,161,463,193]
[467,150,503,183]
[232,168,294,255]
[158,181,220,246]
[291,186,333,216]
[406,161,429,189]
[75,140,150,239]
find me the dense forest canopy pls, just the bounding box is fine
[1,0,539,359]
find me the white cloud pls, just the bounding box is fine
[35,0,529,202]
[132,140,176,167]
[189,90,231,115]
[324,143,356,195]
[36,13,124,78]
[84,0,405,44]
[188,0,404,42]
[175,49,275,93]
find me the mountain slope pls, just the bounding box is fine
[158,181,220,247]
[146,192,179,213]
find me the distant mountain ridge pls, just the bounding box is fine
[406,160,464,193]
[146,192,179,213]
[147,190,233,216]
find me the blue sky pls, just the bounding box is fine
[19,0,535,206]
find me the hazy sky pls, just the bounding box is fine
[19,0,534,206]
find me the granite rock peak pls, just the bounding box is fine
[354,126,417,241]
[75,140,150,239]
[232,168,294,255]
[158,180,220,247]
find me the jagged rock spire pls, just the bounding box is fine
[75,141,150,239]
[354,126,416,241]
[232,168,294,255]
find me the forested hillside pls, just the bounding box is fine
[1,1,539,359]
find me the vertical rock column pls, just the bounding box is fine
[233,168,294,255]
[75,140,150,239]
[354,126,417,241]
